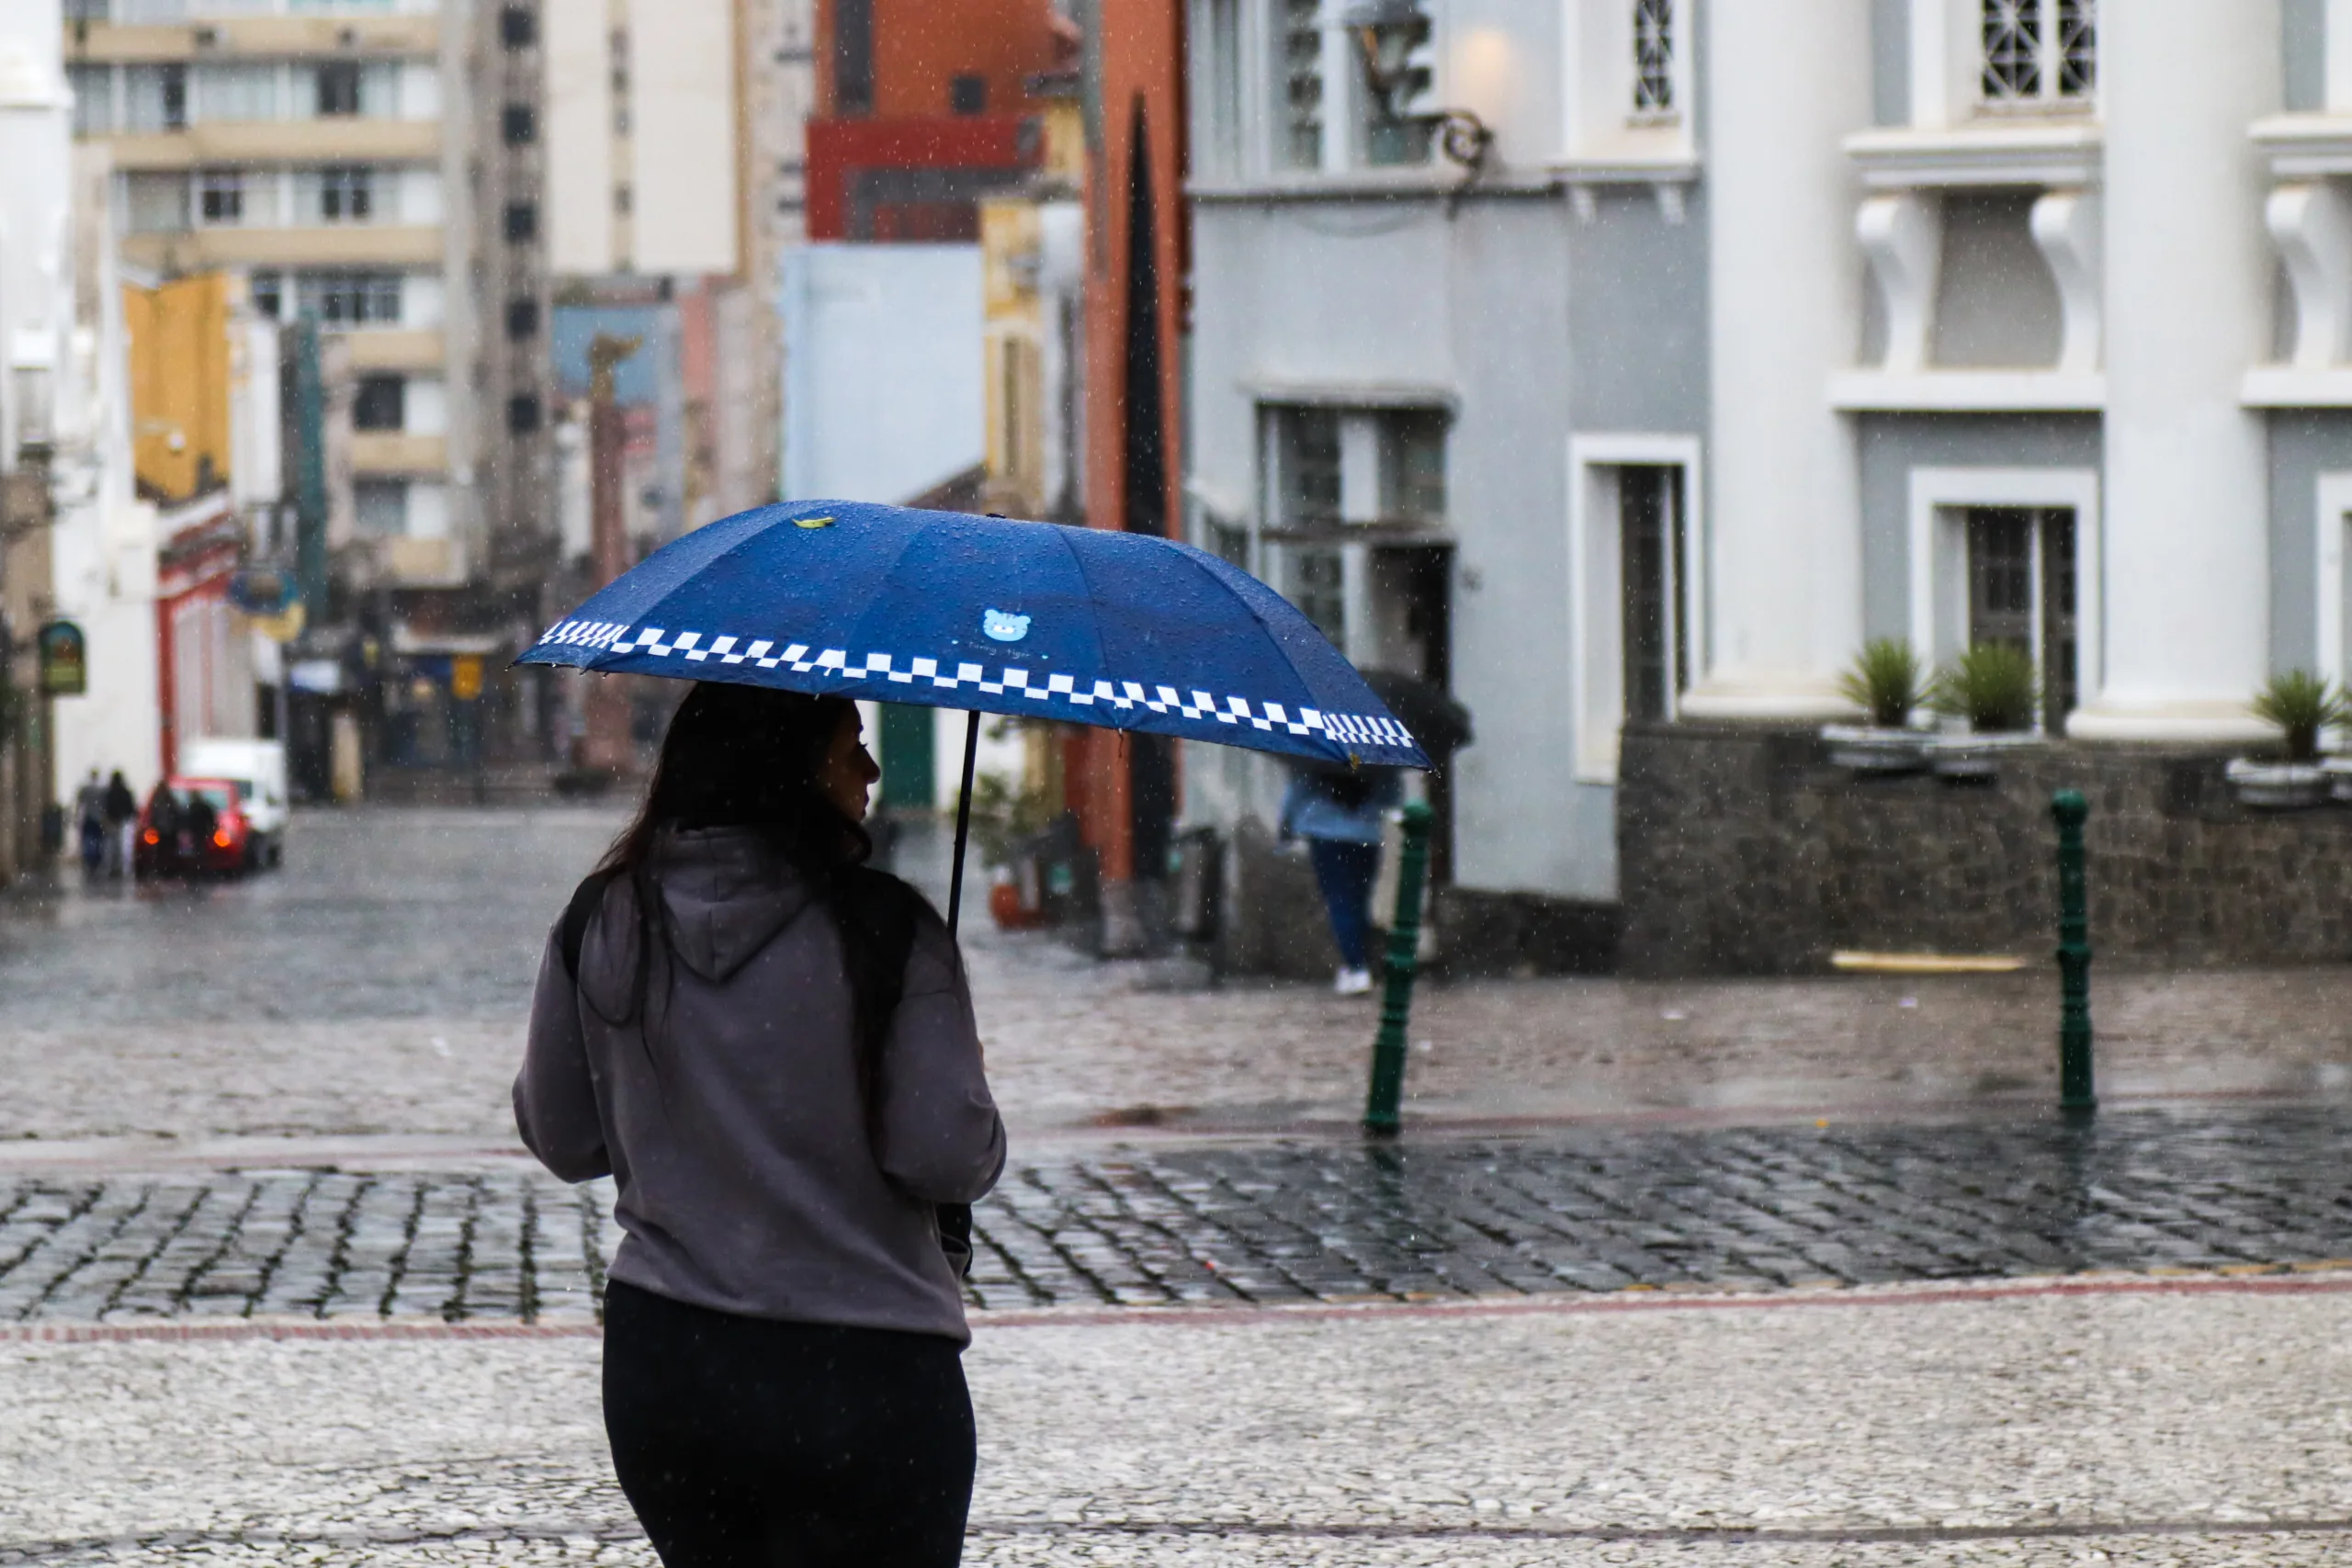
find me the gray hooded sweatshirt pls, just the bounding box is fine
[514,828,1005,1344]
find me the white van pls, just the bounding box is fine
[178,738,289,866]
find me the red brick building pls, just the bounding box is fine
[806,0,1069,241]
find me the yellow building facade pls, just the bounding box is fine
[121,272,234,502]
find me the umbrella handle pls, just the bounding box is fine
[945,709,980,937]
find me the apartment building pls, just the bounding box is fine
[65,0,553,766]
[1178,0,2352,972]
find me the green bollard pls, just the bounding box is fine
[2052,789,2096,1117]
[1363,801,1434,1137]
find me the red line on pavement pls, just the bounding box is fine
[4,1269,2349,1344]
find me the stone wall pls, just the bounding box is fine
[1618,723,2352,976]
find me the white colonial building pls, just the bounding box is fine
[1179,0,2352,965]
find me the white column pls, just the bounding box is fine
[2069,2,2279,741]
[1679,0,1872,720]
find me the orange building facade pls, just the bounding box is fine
[1066,0,1188,948]
[806,0,1069,241]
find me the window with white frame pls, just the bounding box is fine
[355,479,408,537]
[68,65,114,135]
[297,271,404,326]
[304,166,377,224]
[197,169,245,226]
[1620,466,1688,724]
[1267,402,1449,531]
[1980,0,2097,108]
[1965,506,2078,728]
[194,63,281,124]
[123,170,190,233]
[1570,439,1700,782]
[1632,0,1676,119]
[1193,0,1244,179]
[123,63,187,133]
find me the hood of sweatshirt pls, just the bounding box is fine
[650,828,816,984]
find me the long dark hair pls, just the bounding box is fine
[588,682,897,1068]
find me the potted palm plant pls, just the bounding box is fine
[1823,638,1930,772]
[1926,642,2043,778]
[2231,671,2344,807]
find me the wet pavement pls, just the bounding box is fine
[6,807,2352,1153]
[7,805,2352,1565]
[7,1279,2352,1564]
[5,1106,2351,1324]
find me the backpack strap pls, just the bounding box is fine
[559,868,624,982]
[833,866,975,1279]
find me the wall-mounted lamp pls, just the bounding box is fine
[1340,0,1493,176]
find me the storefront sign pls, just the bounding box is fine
[36,619,85,697]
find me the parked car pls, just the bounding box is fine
[134,778,258,878]
[177,739,288,867]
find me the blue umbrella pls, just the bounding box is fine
[520,499,1430,926]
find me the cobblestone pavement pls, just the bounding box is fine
[6,807,2352,1152]
[1,1105,2348,1324]
[6,1281,2352,1563]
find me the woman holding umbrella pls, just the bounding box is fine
[514,681,1003,1564]
[514,498,1428,1560]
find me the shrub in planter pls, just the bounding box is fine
[1929,642,2040,733]
[2249,670,2346,763]
[2234,671,2346,808]
[1824,638,1931,772]
[1836,638,1927,728]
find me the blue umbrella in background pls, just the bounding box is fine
[520,499,1431,928]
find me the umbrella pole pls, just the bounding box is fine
[945,709,980,936]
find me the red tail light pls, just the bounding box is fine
[143,829,159,845]
[212,829,232,849]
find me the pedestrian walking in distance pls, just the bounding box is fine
[1280,764,1402,995]
[516,682,1005,1566]
[102,771,137,877]
[73,770,107,876]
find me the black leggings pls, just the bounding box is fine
[603,1280,976,1566]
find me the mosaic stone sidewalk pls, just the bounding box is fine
[3,1105,2348,1324]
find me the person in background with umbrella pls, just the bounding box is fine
[1282,670,1472,997]
[514,682,1003,1565]
[1281,761,1402,995]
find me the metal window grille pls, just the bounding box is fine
[1982,0,2095,107]
[1280,0,1322,170]
[1982,0,2041,100]
[2054,0,2097,97]
[1633,0,1675,115]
